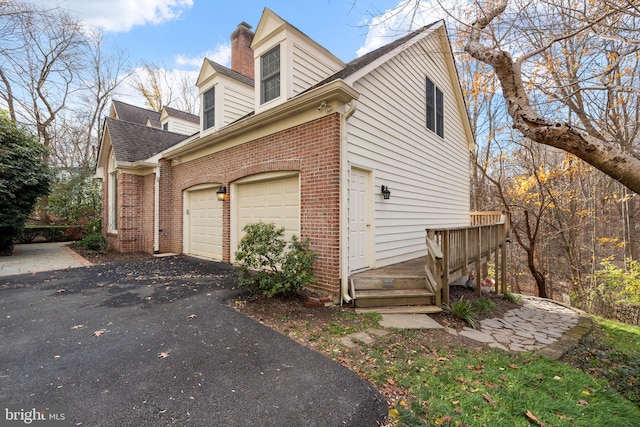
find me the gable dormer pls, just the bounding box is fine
[251,8,345,114]
[195,22,255,136]
[196,58,254,136]
[159,106,199,135]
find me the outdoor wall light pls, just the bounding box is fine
[381,185,391,200]
[216,186,227,201]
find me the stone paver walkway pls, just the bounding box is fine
[452,296,590,357]
[338,296,592,359]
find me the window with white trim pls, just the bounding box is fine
[426,77,444,138]
[261,45,280,104]
[203,87,215,130]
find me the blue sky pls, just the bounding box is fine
[28,0,448,105]
[31,0,439,66]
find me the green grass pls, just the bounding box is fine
[359,338,640,426]
[596,317,640,356]
[562,317,640,405]
[502,291,523,303]
[471,297,498,314]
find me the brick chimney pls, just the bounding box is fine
[230,21,254,79]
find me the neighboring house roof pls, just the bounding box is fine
[105,117,186,163]
[111,100,161,126]
[163,106,200,123]
[204,58,255,87]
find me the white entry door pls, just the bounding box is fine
[349,168,370,271]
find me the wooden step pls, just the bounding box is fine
[353,288,437,308]
[356,305,442,314]
[356,289,434,299]
[351,276,427,291]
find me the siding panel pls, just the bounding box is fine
[346,32,471,268]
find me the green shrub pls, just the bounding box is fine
[444,297,479,329]
[81,233,107,253]
[234,222,317,298]
[584,258,640,323]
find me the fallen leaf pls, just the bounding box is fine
[578,399,589,406]
[581,390,591,396]
[441,415,452,422]
[56,289,66,294]
[157,351,170,358]
[399,400,409,408]
[553,376,561,380]
[525,410,544,426]
[509,363,519,369]
[92,329,106,337]
[187,314,197,319]
[483,393,496,408]
[389,409,400,418]
[387,378,396,385]
[70,325,84,330]
[145,296,153,301]
[437,357,449,362]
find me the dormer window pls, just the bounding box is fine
[261,45,280,104]
[204,87,215,130]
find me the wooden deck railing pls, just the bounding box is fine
[426,212,510,305]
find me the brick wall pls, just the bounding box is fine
[141,173,155,253]
[170,114,342,295]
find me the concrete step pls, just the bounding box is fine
[356,305,442,315]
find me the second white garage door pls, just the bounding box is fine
[236,174,300,245]
[186,187,223,260]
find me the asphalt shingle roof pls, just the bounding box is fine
[304,22,440,93]
[164,106,200,123]
[205,58,254,87]
[106,117,187,163]
[112,100,161,126]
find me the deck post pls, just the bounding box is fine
[442,230,450,305]
[462,228,469,276]
[475,226,482,296]
[501,227,507,294]
[493,225,499,292]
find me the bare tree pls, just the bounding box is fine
[129,62,198,114]
[0,1,128,222]
[464,0,640,194]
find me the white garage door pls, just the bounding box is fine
[236,175,300,243]
[186,187,223,259]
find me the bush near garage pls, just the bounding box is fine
[235,222,318,298]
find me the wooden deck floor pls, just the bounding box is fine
[350,257,425,279]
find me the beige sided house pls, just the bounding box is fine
[96,8,508,310]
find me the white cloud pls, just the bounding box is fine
[175,44,232,69]
[356,0,452,56]
[27,0,193,32]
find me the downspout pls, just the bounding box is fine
[340,99,358,304]
[154,165,160,254]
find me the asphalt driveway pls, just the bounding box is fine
[0,256,387,426]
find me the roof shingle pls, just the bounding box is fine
[106,117,186,163]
